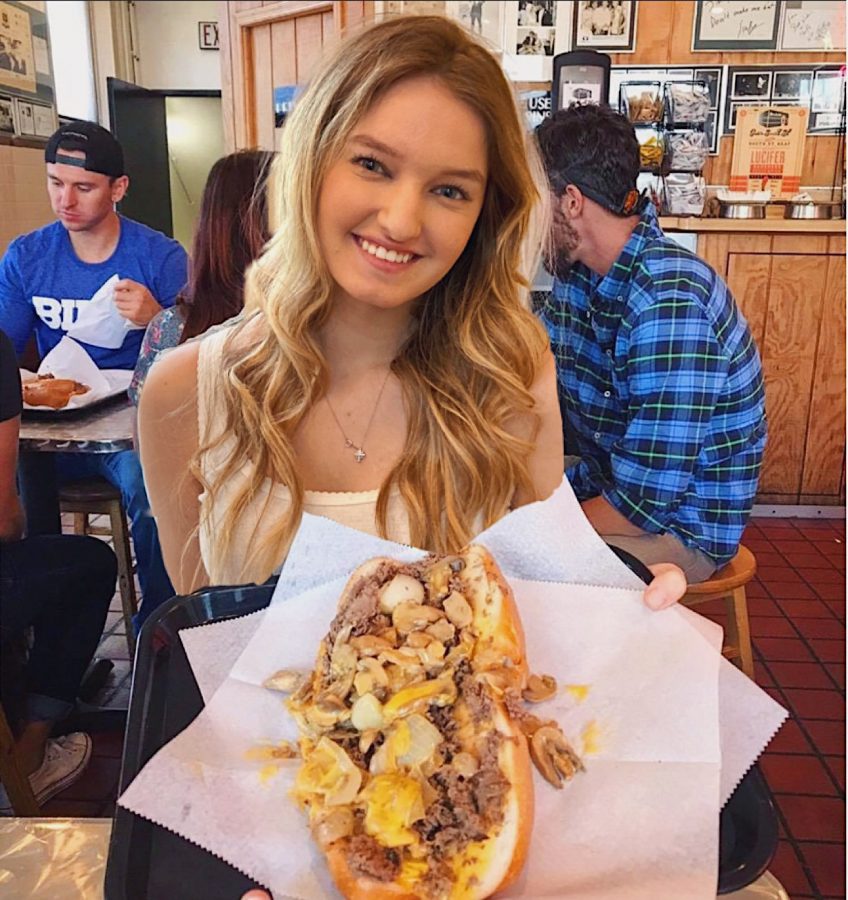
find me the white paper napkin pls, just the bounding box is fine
[24,336,111,409]
[65,274,143,349]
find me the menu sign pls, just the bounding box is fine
[730,105,808,197]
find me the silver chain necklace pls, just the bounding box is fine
[324,369,392,463]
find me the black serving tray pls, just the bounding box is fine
[106,568,778,899]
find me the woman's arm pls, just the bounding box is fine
[511,350,564,508]
[137,340,208,594]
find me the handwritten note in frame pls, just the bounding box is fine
[780,1,846,51]
[693,1,782,51]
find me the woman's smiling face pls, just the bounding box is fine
[316,75,488,313]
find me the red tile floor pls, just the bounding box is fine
[38,515,846,897]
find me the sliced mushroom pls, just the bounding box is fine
[522,673,558,703]
[379,574,426,613]
[312,807,355,849]
[324,670,355,701]
[481,666,523,696]
[443,592,473,629]
[392,601,444,635]
[263,669,306,694]
[353,657,389,697]
[425,618,456,644]
[404,631,432,649]
[426,559,454,600]
[330,641,358,678]
[350,634,395,657]
[418,640,446,668]
[529,725,584,788]
[516,713,550,739]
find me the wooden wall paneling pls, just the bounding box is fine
[611,1,675,65]
[271,17,297,101]
[726,252,771,352]
[772,234,830,254]
[758,254,826,496]
[828,234,846,255]
[251,24,275,149]
[668,0,720,65]
[698,233,733,277]
[801,253,847,496]
[294,12,324,85]
[219,1,237,152]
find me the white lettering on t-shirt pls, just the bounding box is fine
[33,296,86,331]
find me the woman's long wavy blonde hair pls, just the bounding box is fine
[194,14,552,583]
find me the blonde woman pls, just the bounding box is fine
[139,15,684,610]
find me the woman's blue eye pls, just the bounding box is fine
[353,155,386,175]
[435,184,469,201]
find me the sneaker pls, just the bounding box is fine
[0,732,93,814]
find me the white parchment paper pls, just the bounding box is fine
[121,479,786,899]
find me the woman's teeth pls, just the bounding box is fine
[360,238,413,264]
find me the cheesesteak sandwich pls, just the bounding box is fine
[268,545,583,899]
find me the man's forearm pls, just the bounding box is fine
[580,494,646,537]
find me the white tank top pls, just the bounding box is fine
[195,328,412,585]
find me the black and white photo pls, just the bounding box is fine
[445,1,504,48]
[516,26,555,55]
[0,92,13,133]
[502,0,570,81]
[811,70,843,112]
[573,0,637,51]
[14,96,33,135]
[773,71,813,101]
[731,71,772,99]
[694,67,721,107]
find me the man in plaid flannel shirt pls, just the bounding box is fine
[535,104,766,581]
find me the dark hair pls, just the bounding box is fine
[178,149,275,342]
[535,104,641,215]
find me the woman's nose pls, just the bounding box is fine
[376,183,423,245]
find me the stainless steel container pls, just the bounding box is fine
[718,201,766,219]
[784,201,844,220]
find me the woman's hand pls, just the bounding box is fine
[241,891,271,900]
[643,563,687,611]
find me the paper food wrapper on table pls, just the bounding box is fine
[121,479,786,900]
[65,274,143,349]
[23,336,112,409]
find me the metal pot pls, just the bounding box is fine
[784,201,843,220]
[718,201,766,219]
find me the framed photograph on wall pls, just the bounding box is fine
[0,92,14,134]
[779,1,846,51]
[572,0,637,52]
[29,99,55,137]
[693,0,781,51]
[731,70,772,98]
[14,96,34,135]
[445,1,504,51]
[772,70,813,99]
[502,1,572,81]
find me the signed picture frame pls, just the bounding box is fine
[693,0,782,51]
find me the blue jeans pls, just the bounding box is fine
[17,450,174,629]
[0,535,116,721]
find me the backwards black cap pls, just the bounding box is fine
[45,121,125,178]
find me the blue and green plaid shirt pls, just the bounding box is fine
[539,206,766,565]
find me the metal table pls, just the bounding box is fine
[19,399,135,454]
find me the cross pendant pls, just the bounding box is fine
[353,447,366,463]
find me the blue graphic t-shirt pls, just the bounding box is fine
[0,216,188,369]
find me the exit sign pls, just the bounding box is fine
[198,21,219,50]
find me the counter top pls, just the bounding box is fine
[659,216,847,233]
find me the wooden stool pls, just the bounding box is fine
[682,544,756,679]
[0,703,39,815]
[59,478,137,657]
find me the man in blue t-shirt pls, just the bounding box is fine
[0,121,189,625]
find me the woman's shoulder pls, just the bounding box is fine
[140,338,201,419]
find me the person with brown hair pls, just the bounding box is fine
[129,149,275,405]
[139,15,685,612]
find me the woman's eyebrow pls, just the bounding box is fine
[350,133,485,185]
